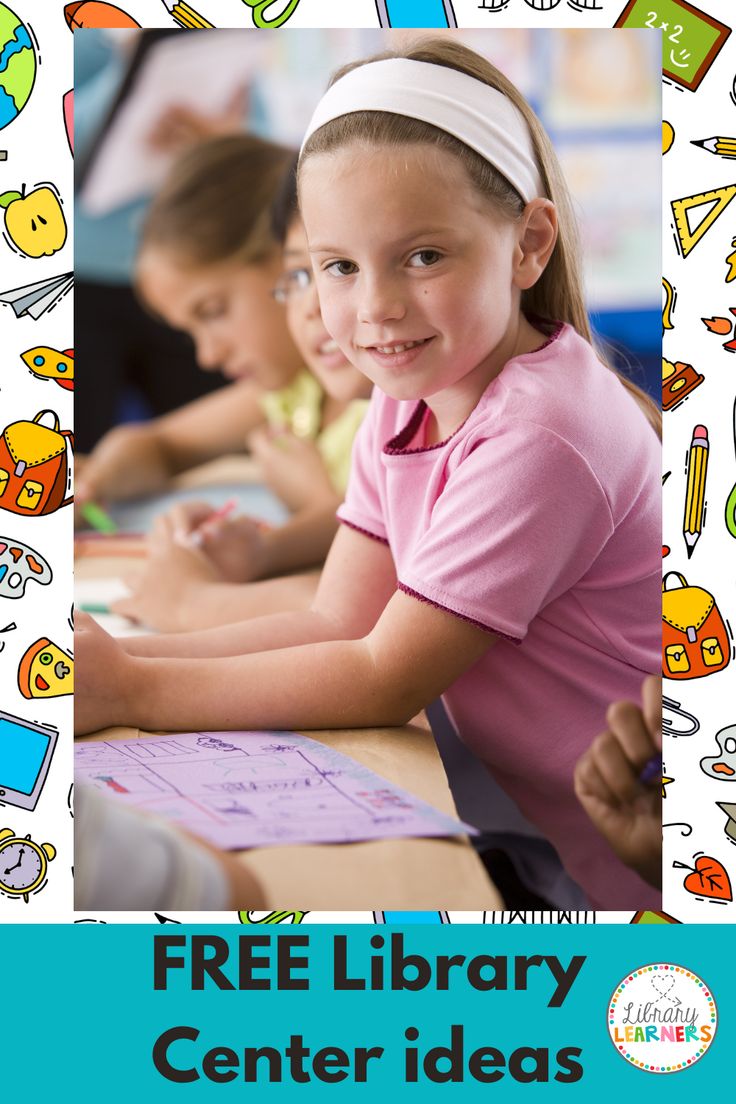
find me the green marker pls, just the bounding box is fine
[78,603,110,615]
[81,501,117,534]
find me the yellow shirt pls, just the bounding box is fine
[259,370,369,495]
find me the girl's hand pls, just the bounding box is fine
[74,613,137,734]
[150,502,269,583]
[248,426,336,513]
[574,675,662,888]
[113,523,220,632]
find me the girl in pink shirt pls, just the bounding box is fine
[76,38,661,909]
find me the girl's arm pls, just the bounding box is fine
[76,528,495,734]
[244,500,341,577]
[121,524,396,655]
[76,379,267,506]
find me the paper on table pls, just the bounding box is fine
[74,730,477,848]
[107,482,288,534]
[75,577,152,637]
[81,33,261,216]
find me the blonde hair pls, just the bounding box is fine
[300,38,661,438]
[140,133,295,268]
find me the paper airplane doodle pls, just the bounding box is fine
[0,272,73,320]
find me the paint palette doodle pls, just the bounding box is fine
[0,537,52,598]
[701,724,736,780]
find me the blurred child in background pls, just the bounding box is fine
[113,159,371,631]
[78,139,369,630]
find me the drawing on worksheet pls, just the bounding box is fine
[74,731,476,849]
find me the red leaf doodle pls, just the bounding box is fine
[682,855,732,901]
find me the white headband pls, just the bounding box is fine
[300,57,544,204]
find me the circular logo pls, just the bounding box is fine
[608,963,717,1073]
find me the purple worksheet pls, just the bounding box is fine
[74,731,477,849]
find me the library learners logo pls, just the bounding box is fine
[607,964,717,1073]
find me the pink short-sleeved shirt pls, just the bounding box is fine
[338,324,661,909]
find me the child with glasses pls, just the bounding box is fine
[80,137,370,631]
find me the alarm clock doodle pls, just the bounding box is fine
[0,827,56,902]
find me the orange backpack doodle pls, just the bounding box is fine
[0,410,73,516]
[662,571,731,680]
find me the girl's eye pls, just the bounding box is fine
[196,299,226,321]
[325,260,358,277]
[408,249,442,268]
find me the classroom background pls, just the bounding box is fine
[75,26,661,442]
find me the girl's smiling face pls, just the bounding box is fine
[137,248,303,391]
[300,142,548,435]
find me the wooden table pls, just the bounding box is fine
[76,721,502,910]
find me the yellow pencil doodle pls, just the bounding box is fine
[682,424,708,559]
[160,1,214,28]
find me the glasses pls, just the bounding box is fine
[272,266,313,303]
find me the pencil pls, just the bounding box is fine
[683,425,709,558]
[186,498,238,547]
[639,754,662,786]
[160,0,214,29]
[691,136,736,159]
[81,501,118,534]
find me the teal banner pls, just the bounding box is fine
[5,925,727,1098]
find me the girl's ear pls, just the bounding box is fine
[512,199,558,291]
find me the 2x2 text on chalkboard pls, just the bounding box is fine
[151,934,585,1085]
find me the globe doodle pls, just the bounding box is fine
[0,1,36,132]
